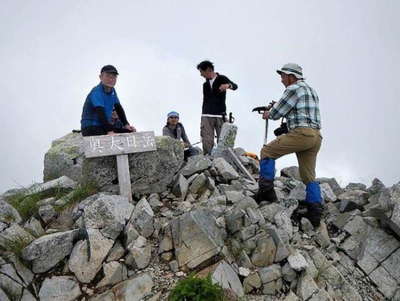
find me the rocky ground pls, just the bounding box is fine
[1,132,400,300]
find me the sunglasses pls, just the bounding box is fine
[169,116,179,119]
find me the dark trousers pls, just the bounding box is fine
[81,126,132,137]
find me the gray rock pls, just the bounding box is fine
[39,276,81,301]
[321,182,337,202]
[171,208,226,269]
[338,190,369,207]
[189,173,208,194]
[251,235,276,267]
[246,207,265,225]
[106,240,126,262]
[148,193,163,209]
[224,208,244,234]
[69,228,114,283]
[283,291,299,301]
[0,263,25,287]
[102,272,153,301]
[44,134,184,194]
[172,174,188,199]
[0,273,23,300]
[346,182,367,191]
[267,226,290,262]
[125,236,151,269]
[123,223,139,247]
[225,191,244,204]
[300,217,314,234]
[288,182,306,200]
[97,261,128,288]
[23,217,45,237]
[381,248,400,283]
[317,177,343,196]
[288,250,309,271]
[367,178,385,195]
[258,264,282,283]
[0,198,22,224]
[282,263,297,282]
[369,266,398,299]
[213,123,238,156]
[21,230,77,273]
[281,166,302,181]
[260,203,285,222]
[0,224,35,249]
[38,204,57,224]
[30,176,77,194]
[343,215,368,236]
[129,197,154,238]
[211,260,244,297]
[296,274,319,300]
[84,194,134,240]
[243,272,262,293]
[2,253,34,286]
[213,157,239,181]
[0,288,10,301]
[180,155,212,177]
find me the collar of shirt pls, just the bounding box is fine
[209,74,218,88]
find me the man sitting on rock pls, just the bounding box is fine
[162,111,199,160]
[81,65,136,136]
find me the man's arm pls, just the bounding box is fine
[268,88,297,120]
[114,103,136,132]
[219,75,238,91]
[180,124,191,146]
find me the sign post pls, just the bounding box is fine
[83,131,157,201]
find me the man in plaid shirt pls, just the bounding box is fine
[257,63,323,227]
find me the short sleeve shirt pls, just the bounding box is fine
[81,84,120,128]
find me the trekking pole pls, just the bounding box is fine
[252,101,275,145]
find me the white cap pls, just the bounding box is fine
[277,63,304,79]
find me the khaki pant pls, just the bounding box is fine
[260,127,322,184]
[201,116,224,155]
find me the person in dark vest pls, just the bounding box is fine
[81,65,136,136]
[162,111,199,160]
[197,60,238,155]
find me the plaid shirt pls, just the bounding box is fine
[269,80,321,130]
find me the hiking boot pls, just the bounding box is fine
[255,178,277,203]
[305,202,323,228]
[255,188,278,203]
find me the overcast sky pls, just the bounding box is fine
[1,0,399,193]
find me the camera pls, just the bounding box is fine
[274,122,288,136]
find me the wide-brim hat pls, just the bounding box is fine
[277,63,304,79]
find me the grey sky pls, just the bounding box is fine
[1,0,399,193]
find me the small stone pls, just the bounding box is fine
[288,250,308,271]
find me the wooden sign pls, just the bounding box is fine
[83,131,157,202]
[83,131,156,158]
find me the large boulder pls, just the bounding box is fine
[43,133,184,194]
[83,194,134,240]
[170,208,226,270]
[21,230,77,273]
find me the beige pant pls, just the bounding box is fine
[260,127,322,184]
[201,116,224,155]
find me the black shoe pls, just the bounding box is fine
[305,203,323,228]
[255,178,277,203]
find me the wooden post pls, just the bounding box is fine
[116,154,132,202]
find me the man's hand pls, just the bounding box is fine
[219,83,231,92]
[107,131,116,135]
[262,111,270,120]
[124,124,136,132]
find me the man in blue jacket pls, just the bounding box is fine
[81,65,135,136]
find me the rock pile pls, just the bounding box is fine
[0,133,399,300]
